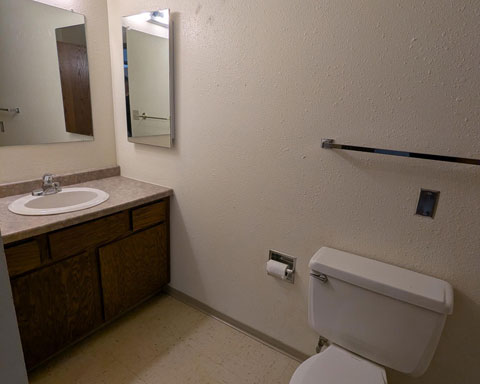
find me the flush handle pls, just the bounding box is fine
[310,272,328,283]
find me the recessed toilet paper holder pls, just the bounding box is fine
[268,250,296,283]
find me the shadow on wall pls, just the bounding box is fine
[169,196,207,301]
[388,290,480,384]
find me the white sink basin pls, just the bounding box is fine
[8,187,109,216]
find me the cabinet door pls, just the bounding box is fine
[11,252,102,370]
[99,224,168,321]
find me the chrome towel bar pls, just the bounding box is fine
[322,139,480,166]
[133,110,169,121]
[0,107,20,114]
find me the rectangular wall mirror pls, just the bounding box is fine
[123,9,174,148]
[0,0,94,146]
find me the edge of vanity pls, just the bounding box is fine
[0,168,173,244]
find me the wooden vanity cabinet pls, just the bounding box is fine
[4,198,170,371]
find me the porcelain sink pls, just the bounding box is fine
[8,187,109,216]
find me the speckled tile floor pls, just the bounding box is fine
[28,295,299,384]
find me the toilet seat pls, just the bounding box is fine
[289,344,387,384]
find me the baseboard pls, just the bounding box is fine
[164,286,309,362]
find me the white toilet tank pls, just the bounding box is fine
[309,247,453,377]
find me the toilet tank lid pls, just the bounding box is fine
[310,247,453,314]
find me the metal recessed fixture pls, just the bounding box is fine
[268,250,296,284]
[415,189,440,218]
[322,139,480,166]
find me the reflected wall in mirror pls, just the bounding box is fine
[123,9,174,148]
[0,0,94,147]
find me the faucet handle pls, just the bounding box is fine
[42,173,54,185]
[32,174,61,195]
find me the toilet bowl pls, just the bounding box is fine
[290,344,386,384]
[290,247,453,383]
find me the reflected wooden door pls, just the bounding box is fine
[56,41,93,136]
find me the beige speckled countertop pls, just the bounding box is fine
[0,176,172,245]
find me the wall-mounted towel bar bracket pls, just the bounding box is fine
[0,107,20,114]
[321,139,480,166]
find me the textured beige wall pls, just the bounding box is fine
[0,0,116,183]
[108,1,480,383]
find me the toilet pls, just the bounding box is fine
[290,247,454,384]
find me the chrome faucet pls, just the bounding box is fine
[32,174,62,196]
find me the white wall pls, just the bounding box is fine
[0,0,116,183]
[108,1,480,383]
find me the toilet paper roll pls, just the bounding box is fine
[266,259,288,279]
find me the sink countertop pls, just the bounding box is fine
[0,176,172,245]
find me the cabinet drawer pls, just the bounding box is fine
[49,211,129,260]
[131,200,166,231]
[99,224,168,320]
[5,241,42,277]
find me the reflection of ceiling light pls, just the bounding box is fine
[148,11,169,27]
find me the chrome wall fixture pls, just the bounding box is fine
[268,250,296,284]
[322,139,480,166]
[310,272,328,283]
[0,107,20,114]
[132,110,170,121]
